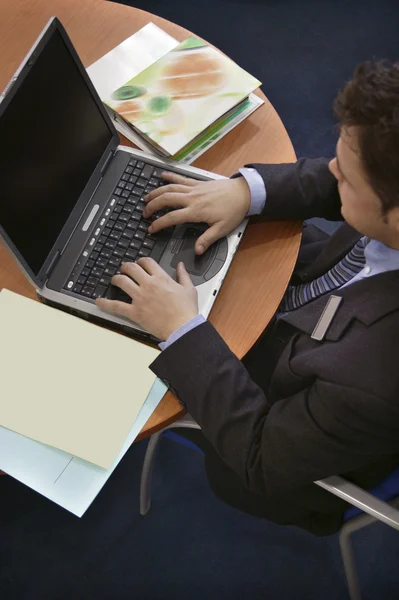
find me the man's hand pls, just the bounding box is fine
[96,258,199,341]
[143,172,251,255]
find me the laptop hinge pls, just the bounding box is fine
[101,149,115,176]
[45,249,61,278]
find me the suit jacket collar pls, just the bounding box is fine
[281,269,399,341]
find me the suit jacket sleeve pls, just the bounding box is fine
[150,322,399,500]
[246,158,343,222]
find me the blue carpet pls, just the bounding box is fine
[1,437,398,599]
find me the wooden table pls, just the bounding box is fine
[0,0,301,441]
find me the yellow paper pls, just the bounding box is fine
[0,290,160,469]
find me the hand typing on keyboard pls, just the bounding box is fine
[65,158,183,301]
[96,258,199,341]
[143,171,250,255]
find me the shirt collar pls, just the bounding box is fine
[364,239,399,275]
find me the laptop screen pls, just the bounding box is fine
[0,27,113,276]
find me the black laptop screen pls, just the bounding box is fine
[0,27,113,275]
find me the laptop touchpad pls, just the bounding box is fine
[170,228,218,275]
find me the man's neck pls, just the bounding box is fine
[374,236,399,251]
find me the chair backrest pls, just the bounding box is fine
[315,472,399,530]
[342,466,399,521]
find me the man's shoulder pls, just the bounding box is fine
[284,275,399,401]
[316,305,399,402]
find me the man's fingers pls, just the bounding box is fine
[176,262,194,288]
[148,207,192,233]
[161,171,200,187]
[144,184,192,205]
[143,190,190,218]
[195,224,222,255]
[119,262,148,286]
[135,256,167,277]
[112,272,139,295]
[96,297,132,320]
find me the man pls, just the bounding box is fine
[97,60,399,535]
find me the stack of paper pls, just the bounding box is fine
[0,378,166,516]
[0,290,167,515]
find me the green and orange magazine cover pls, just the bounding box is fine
[106,36,261,156]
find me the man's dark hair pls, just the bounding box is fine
[333,60,399,215]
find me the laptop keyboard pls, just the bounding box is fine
[64,157,175,301]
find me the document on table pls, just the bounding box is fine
[0,378,167,516]
[0,289,160,469]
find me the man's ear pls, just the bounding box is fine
[389,206,399,235]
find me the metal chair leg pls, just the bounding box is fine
[140,430,163,516]
[339,512,377,600]
[339,527,362,600]
[139,416,201,516]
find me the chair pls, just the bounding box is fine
[140,418,399,600]
[140,415,201,517]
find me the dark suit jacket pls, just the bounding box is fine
[150,158,399,535]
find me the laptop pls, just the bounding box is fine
[0,18,247,343]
